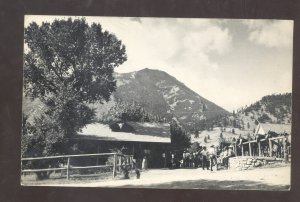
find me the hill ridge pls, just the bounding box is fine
[96,68,229,130]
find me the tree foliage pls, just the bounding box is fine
[99,101,169,123]
[189,142,200,153]
[170,118,191,151]
[24,18,126,103]
[257,113,271,123]
[22,18,127,161]
[244,93,291,123]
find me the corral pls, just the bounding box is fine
[229,123,291,170]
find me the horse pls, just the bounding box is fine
[235,137,248,156]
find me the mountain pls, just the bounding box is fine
[93,68,229,129]
[22,68,229,131]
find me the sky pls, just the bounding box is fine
[24,16,293,112]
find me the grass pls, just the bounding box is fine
[191,127,254,147]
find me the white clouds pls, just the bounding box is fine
[95,17,232,72]
[24,16,232,76]
[244,20,293,48]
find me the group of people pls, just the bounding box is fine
[163,145,235,171]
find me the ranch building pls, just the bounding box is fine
[72,121,171,168]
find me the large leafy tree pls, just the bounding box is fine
[23,18,127,161]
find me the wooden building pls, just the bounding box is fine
[72,121,171,168]
[236,123,291,157]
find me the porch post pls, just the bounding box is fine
[258,141,261,156]
[249,142,252,156]
[241,144,244,156]
[234,142,237,156]
[269,139,272,157]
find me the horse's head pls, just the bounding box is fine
[255,134,265,142]
[266,131,279,139]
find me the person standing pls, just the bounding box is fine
[222,147,229,168]
[226,146,235,168]
[133,145,143,179]
[201,147,209,170]
[182,150,187,168]
[171,152,175,169]
[208,145,218,171]
[142,155,148,170]
[162,152,166,168]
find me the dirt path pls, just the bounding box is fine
[44,165,290,190]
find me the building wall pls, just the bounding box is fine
[75,139,170,168]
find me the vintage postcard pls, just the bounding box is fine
[21,15,293,190]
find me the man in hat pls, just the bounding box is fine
[208,145,218,171]
[182,150,187,168]
[224,145,235,168]
[201,147,209,170]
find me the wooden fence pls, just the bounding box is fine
[21,153,134,180]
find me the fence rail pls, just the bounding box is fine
[21,153,134,180]
[21,153,118,161]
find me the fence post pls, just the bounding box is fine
[112,154,116,178]
[66,157,70,180]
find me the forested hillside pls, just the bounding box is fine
[241,93,292,124]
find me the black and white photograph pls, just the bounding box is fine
[21,15,293,190]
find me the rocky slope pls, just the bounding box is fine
[94,68,229,128]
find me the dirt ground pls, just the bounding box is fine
[27,164,290,190]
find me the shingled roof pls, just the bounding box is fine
[75,122,171,143]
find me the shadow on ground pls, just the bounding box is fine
[115,178,290,190]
